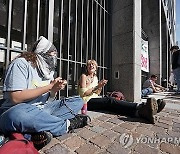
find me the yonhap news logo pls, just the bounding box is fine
[119,133,134,148]
[119,133,180,148]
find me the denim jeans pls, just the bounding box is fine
[173,67,180,92]
[0,96,83,136]
[87,97,137,117]
[141,88,153,97]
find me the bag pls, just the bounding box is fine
[0,133,39,154]
[107,91,125,100]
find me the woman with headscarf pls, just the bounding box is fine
[0,36,88,149]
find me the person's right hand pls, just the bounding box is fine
[50,77,67,94]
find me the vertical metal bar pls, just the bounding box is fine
[166,25,169,88]
[6,0,13,68]
[58,0,64,98]
[159,0,162,84]
[59,0,64,77]
[80,0,84,66]
[74,0,78,81]
[99,0,102,78]
[95,2,98,61]
[90,0,94,59]
[102,0,106,95]
[48,0,54,42]
[22,0,28,51]
[36,0,40,40]
[67,0,72,96]
[86,0,89,62]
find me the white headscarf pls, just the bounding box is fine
[32,36,57,80]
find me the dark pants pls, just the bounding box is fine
[87,97,137,117]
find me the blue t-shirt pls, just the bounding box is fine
[2,58,50,109]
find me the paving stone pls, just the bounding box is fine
[141,138,159,149]
[63,136,86,151]
[139,123,153,129]
[111,125,129,134]
[89,135,112,148]
[98,122,115,129]
[56,133,73,142]
[89,125,107,133]
[172,122,180,132]
[150,125,167,134]
[158,117,173,125]
[98,150,111,154]
[44,144,72,154]
[135,126,154,137]
[163,109,174,113]
[75,143,100,154]
[167,115,180,120]
[119,122,137,131]
[102,114,116,119]
[173,118,180,124]
[169,112,180,117]
[106,142,131,154]
[89,119,103,125]
[97,115,111,121]
[41,138,61,151]
[155,122,171,129]
[160,143,180,154]
[167,130,180,139]
[133,143,159,154]
[101,130,119,141]
[77,128,97,140]
[73,128,84,133]
[159,116,173,122]
[158,112,169,117]
[155,133,180,146]
[39,151,45,154]
[107,117,124,125]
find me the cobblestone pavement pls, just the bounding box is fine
[38,93,179,153]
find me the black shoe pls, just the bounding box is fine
[157,99,166,113]
[68,114,91,132]
[138,98,158,124]
[31,131,52,150]
[0,135,9,147]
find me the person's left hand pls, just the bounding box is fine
[98,79,108,88]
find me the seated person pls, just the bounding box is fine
[0,36,89,149]
[78,60,166,124]
[142,75,165,97]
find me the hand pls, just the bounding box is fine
[98,79,108,88]
[50,77,67,94]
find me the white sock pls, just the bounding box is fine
[66,119,70,132]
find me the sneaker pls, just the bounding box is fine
[31,131,52,150]
[0,135,9,147]
[138,97,158,124]
[68,114,91,132]
[157,99,166,113]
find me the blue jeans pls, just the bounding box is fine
[173,67,180,92]
[0,96,83,136]
[141,88,153,97]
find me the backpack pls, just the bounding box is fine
[107,91,125,101]
[0,133,39,154]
